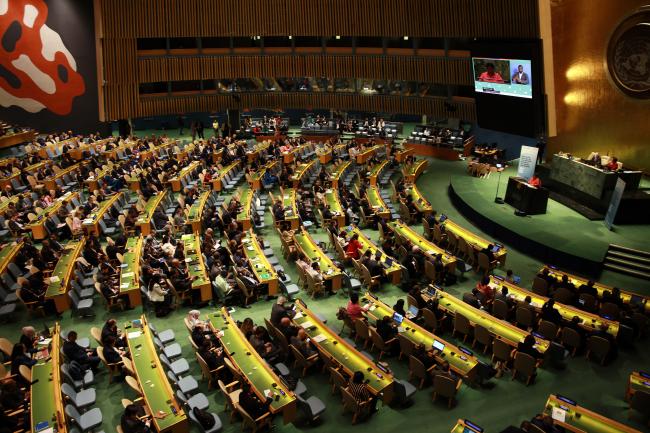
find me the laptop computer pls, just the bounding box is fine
[407,305,418,319]
[432,339,445,352]
[439,214,448,223]
[384,257,394,267]
[392,312,404,325]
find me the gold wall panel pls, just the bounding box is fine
[548,0,650,172]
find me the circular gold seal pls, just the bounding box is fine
[606,6,650,99]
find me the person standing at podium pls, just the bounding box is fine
[527,173,542,188]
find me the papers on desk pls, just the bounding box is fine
[247,246,254,251]
[427,250,435,256]
[312,334,327,343]
[48,275,60,283]
[181,234,192,241]
[122,272,134,278]
[293,312,303,319]
[82,219,93,224]
[127,331,142,339]
[551,406,566,422]
[397,326,406,333]
[300,320,314,329]
[120,283,130,289]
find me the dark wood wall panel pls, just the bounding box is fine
[138,93,476,122]
[99,0,538,39]
[136,55,473,86]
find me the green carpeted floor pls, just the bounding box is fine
[2,156,650,433]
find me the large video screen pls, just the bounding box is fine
[472,58,532,99]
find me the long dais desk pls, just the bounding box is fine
[292,299,394,402]
[368,160,389,186]
[365,185,391,219]
[242,230,279,296]
[136,191,167,236]
[83,192,123,236]
[26,190,79,240]
[126,316,188,433]
[212,162,240,192]
[43,163,83,191]
[402,159,428,183]
[120,236,144,307]
[236,188,254,230]
[322,188,346,228]
[291,159,317,188]
[362,293,479,382]
[488,276,620,337]
[208,308,297,424]
[626,371,650,402]
[540,265,650,314]
[31,324,67,433]
[273,188,299,230]
[293,228,342,292]
[442,218,507,265]
[249,161,279,190]
[45,239,85,313]
[170,161,200,192]
[387,220,457,271]
[0,241,23,276]
[402,183,433,217]
[423,288,550,354]
[356,144,383,165]
[186,190,211,233]
[543,394,641,433]
[181,233,211,302]
[329,161,351,189]
[349,226,402,284]
[451,419,484,433]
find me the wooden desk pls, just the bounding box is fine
[275,188,299,230]
[329,161,351,189]
[293,228,342,292]
[0,241,23,276]
[212,162,240,192]
[45,239,85,313]
[349,227,402,284]
[0,130,36,148]
[136,191,167,236]
[488,276,620,337]
[236,188,254,231]
[451,419,484,433]
[249,160,279,190]
[186,190,211,233]
[365,185,391,219]
[126,316,189,433]
[443,218,507,265]
[208,308,297,424]
[394,147,415,163]
[387,220,457,271]
[543,394,641,433]
[540,266,650,314]
[402,159,428,183]
[402,184,433,217]
[368,160,388,186]
[242,230,279,296]
[181,233,211,302]
[363,293,479,382]
[83,192,123,236]
[292,299,394,402]
[120,236,143,307]
[31,324,67,433]
[356,144,382,165]
[170,161,200,192]
[424,288,550,354]
[626,371,650,402]
[44,163,83,190]
[291,159,317,188]
[26,191,79,240]
[322,189,346,228]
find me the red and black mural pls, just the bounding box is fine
[0,0,100,132]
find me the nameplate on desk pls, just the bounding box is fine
[127,331,142,339]
[300,320,314,329]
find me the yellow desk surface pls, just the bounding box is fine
[450,419,484,433]
[126,316,188,433]
[280,188,300,230]
[540,266,650,314]
[488,276,620,337]
[387,220,456,270]
[31,324,67,433]
[366,185,391,219]
[45,239,85,313]
[350,226,402,284]
[627,371,650,401]
[136,191,167,236]
[543,394,641,433]
[242,230,279,295]
[186,190,211,232]
[356,144,382,164]
[120,236,143,307]
[170,161,200,192]
[0,241,23,276]
[82,192,123,236]
[362,293,479,381]
[292,299,394,401]
[181,233,211,301]
[329,161,351,188]
[236,188,253,231]
[443,219,507,264]
[427,289,549,353]
[26,190,79,240]
[291,159,317,186]
[403,159,428,182]
[368,160,388,185]
[208,308,296,423]
[293,228,342,291]
[323,189,346,227]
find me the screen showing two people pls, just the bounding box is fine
[472,58,532,99]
